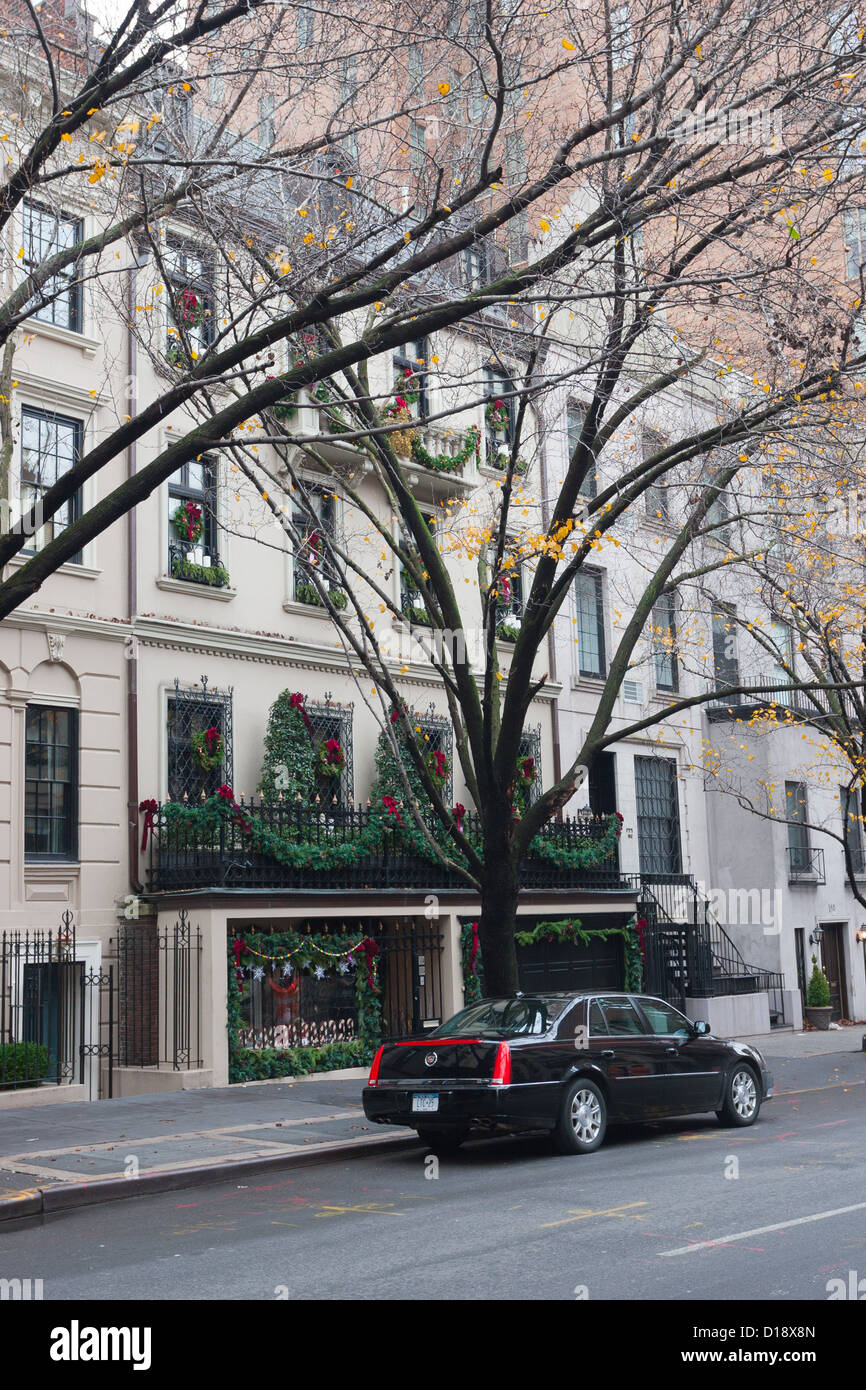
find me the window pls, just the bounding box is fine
[704,464,731,541]
[634,755,682,875]
[840,785,865,874]
[484,364,515,467]
[292,489,337,604]
[25,706,78,860]
[23,201,83,333]
[768,617,794,704]
[408,44,424,93]
[588,998,609,1036]
[393,335,428,418]
[307,702,354,807]
[340,57,358,159]
[638,998,693,1037]
[596,996,644,1035]
[712,603,739,695]
[297,7,315,48]
[164,239,214,357]
[575,568,606,678]
[518,727,541,804]
[567,402,597,498]
[167,684,232,802]
[464,239,490,289]
[168,457,220,580]
[20,407,83,562]
[409,120,427,174]
[610,4,633,69]
[644,430,669,521]
[842,208,866,278]
[828,5,859,55]
[652,592,678,692]
[494,556,524,639]
[786,781,810,872]
[208,59,224,104]
[400,513,435,625]
[258,94,275,148]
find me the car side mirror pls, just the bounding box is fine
[693,1020,711,1036]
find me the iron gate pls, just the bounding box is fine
[0,912,114,1097]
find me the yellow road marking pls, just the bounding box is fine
[541,1200,648,1229]
[313,1202,405,1219]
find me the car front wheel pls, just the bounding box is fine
[555,1079,607,1155]
[716,1065,761,1127]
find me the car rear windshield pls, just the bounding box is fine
[430,997,571,1038]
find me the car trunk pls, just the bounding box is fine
[377,1039,503,1084]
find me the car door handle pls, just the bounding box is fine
[664,1045,679,1055]
[601,1049,615,1059]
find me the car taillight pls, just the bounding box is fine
[367,1045,385,1087]
[491,1042,511,1087]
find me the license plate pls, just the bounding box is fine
[412,1093,439,1113]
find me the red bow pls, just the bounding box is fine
[290,691,313,733]
[453,802,466,833]
[139,799,158,851]
[468,922,480,973]
[358,936,379,987]
[635,917,648,962]
[380,794,403,825]
[232,935,247,989]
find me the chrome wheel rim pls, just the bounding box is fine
[732,1069,757,1119]
[570,1088,602,1144]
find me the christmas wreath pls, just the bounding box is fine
[177,287,204,327]
[516,755,535,785]
[191,725,224,771]
[486,399,510,431]
[173,500,204,545]
[318,738,346,778]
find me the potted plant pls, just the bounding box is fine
[804,955,832,1030]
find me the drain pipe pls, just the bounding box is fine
[536,426,564,813]
[127,255,143,894]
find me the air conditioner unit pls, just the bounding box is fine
[623,679,644,704]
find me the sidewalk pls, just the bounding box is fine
[1,1033,863,1220]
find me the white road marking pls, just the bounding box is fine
[660,1200,866,1257]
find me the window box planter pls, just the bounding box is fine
[170,554,230,589]
[295,581,348,610]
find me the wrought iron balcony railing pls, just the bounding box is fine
[706,675,861,725]
[786,845,826,884]
[145,800,629,895]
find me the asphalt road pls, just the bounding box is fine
[2,1057,865,1303]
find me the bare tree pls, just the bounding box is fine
[6,0,866,986]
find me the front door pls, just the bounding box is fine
[634,756,682,876]
[821,924,849,1022]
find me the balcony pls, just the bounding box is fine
[706,675,860,726]
[786,846,825,885]
[167,541,230,590]
[145,801,632,896]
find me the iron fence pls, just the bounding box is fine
[115,911,202,1070]
[148,802,624,893]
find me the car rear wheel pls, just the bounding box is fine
[716,1065,761,1127]
[555,1079,607,1155]
[415,1126,469,1154]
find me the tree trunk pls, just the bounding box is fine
[478,822,521,995]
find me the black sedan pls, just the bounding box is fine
[362,991,774,1154]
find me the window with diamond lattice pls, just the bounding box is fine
[519,728,542,806]
[167,683,233,801]
[418,716,453,803]
[306,703,354,807]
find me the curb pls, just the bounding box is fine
[0,1129,419,1223]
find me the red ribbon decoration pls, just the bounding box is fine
[634,917,648,962]
[453,802,466,834]
[357,936,379,987]
[138,798,158,851]
[218,784,251,834]
[289,691,314,733]
[232,935,247,989]
[469,921,480,974]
